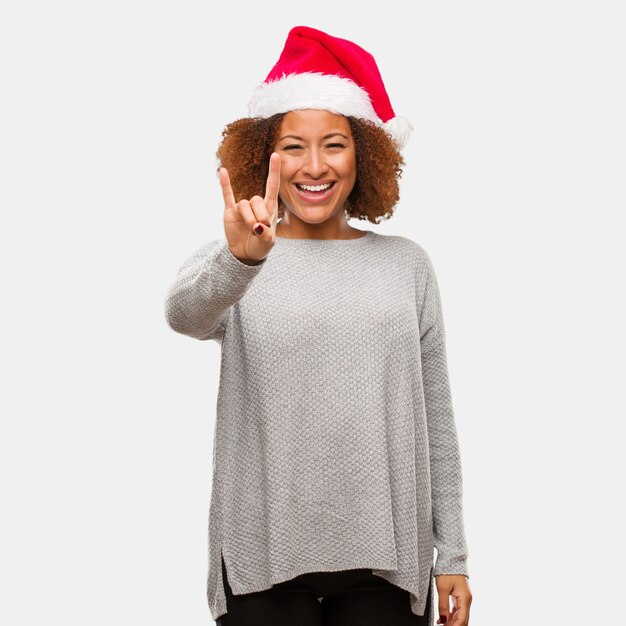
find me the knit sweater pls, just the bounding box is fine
[164,230,470,625]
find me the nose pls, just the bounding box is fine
[301,147,329,178]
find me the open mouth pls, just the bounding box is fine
[293,181,337,203]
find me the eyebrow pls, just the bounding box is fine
[278,133,349,141]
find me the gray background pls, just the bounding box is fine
[1,1,624,624]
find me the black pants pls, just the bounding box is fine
[217,554,432,626]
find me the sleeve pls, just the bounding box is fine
[418,252,470,578]
[164,238,266,342]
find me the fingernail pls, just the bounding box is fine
[440,616,447,624]
[254,224,264,235]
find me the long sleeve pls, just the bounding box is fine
[419,253,470,578]
[164,238,266,341]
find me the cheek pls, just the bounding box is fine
[278,162,296,185]
[279,176,291,197]
[337,154,356,180]
[340,164,357,187]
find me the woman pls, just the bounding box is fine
[165,25,472,626]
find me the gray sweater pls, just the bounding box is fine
[164,231,469,624]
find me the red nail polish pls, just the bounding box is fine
[254,224,263,235]
[440,616,447,624]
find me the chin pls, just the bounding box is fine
[287,205,336,223]
[300,209,335,222]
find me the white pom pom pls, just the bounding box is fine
[382,115,414,150]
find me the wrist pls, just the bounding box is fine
[235,255,264,266]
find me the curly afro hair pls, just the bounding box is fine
[215,113,405,224]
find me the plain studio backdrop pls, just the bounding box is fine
[1,1,624,624]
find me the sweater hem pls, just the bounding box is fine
[211,560,434,625]
[228,559,399,595]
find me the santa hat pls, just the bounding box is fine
[247,25,413,150]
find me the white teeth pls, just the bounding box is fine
[296,182,333,192]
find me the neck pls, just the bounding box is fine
[276,219,359,240]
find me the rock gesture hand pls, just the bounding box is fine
[220,152,280,266]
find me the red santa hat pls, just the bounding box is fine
[247,25,413,150]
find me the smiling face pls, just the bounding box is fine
[273,109,357,225]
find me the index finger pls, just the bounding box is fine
[219,166,236,211]
[264,152,281,219]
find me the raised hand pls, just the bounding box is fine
[220,152,281,265]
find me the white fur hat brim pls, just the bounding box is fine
[247,72,412,150]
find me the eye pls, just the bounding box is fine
[327,143,347,148]
[282,144,303,150]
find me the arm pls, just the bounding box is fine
[164,238,266,341]
[419,252,470,578]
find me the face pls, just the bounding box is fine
[273,109,357,224]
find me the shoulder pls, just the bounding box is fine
[185,237,228,259]
[174,237,227,271]
[374,233,435,274]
